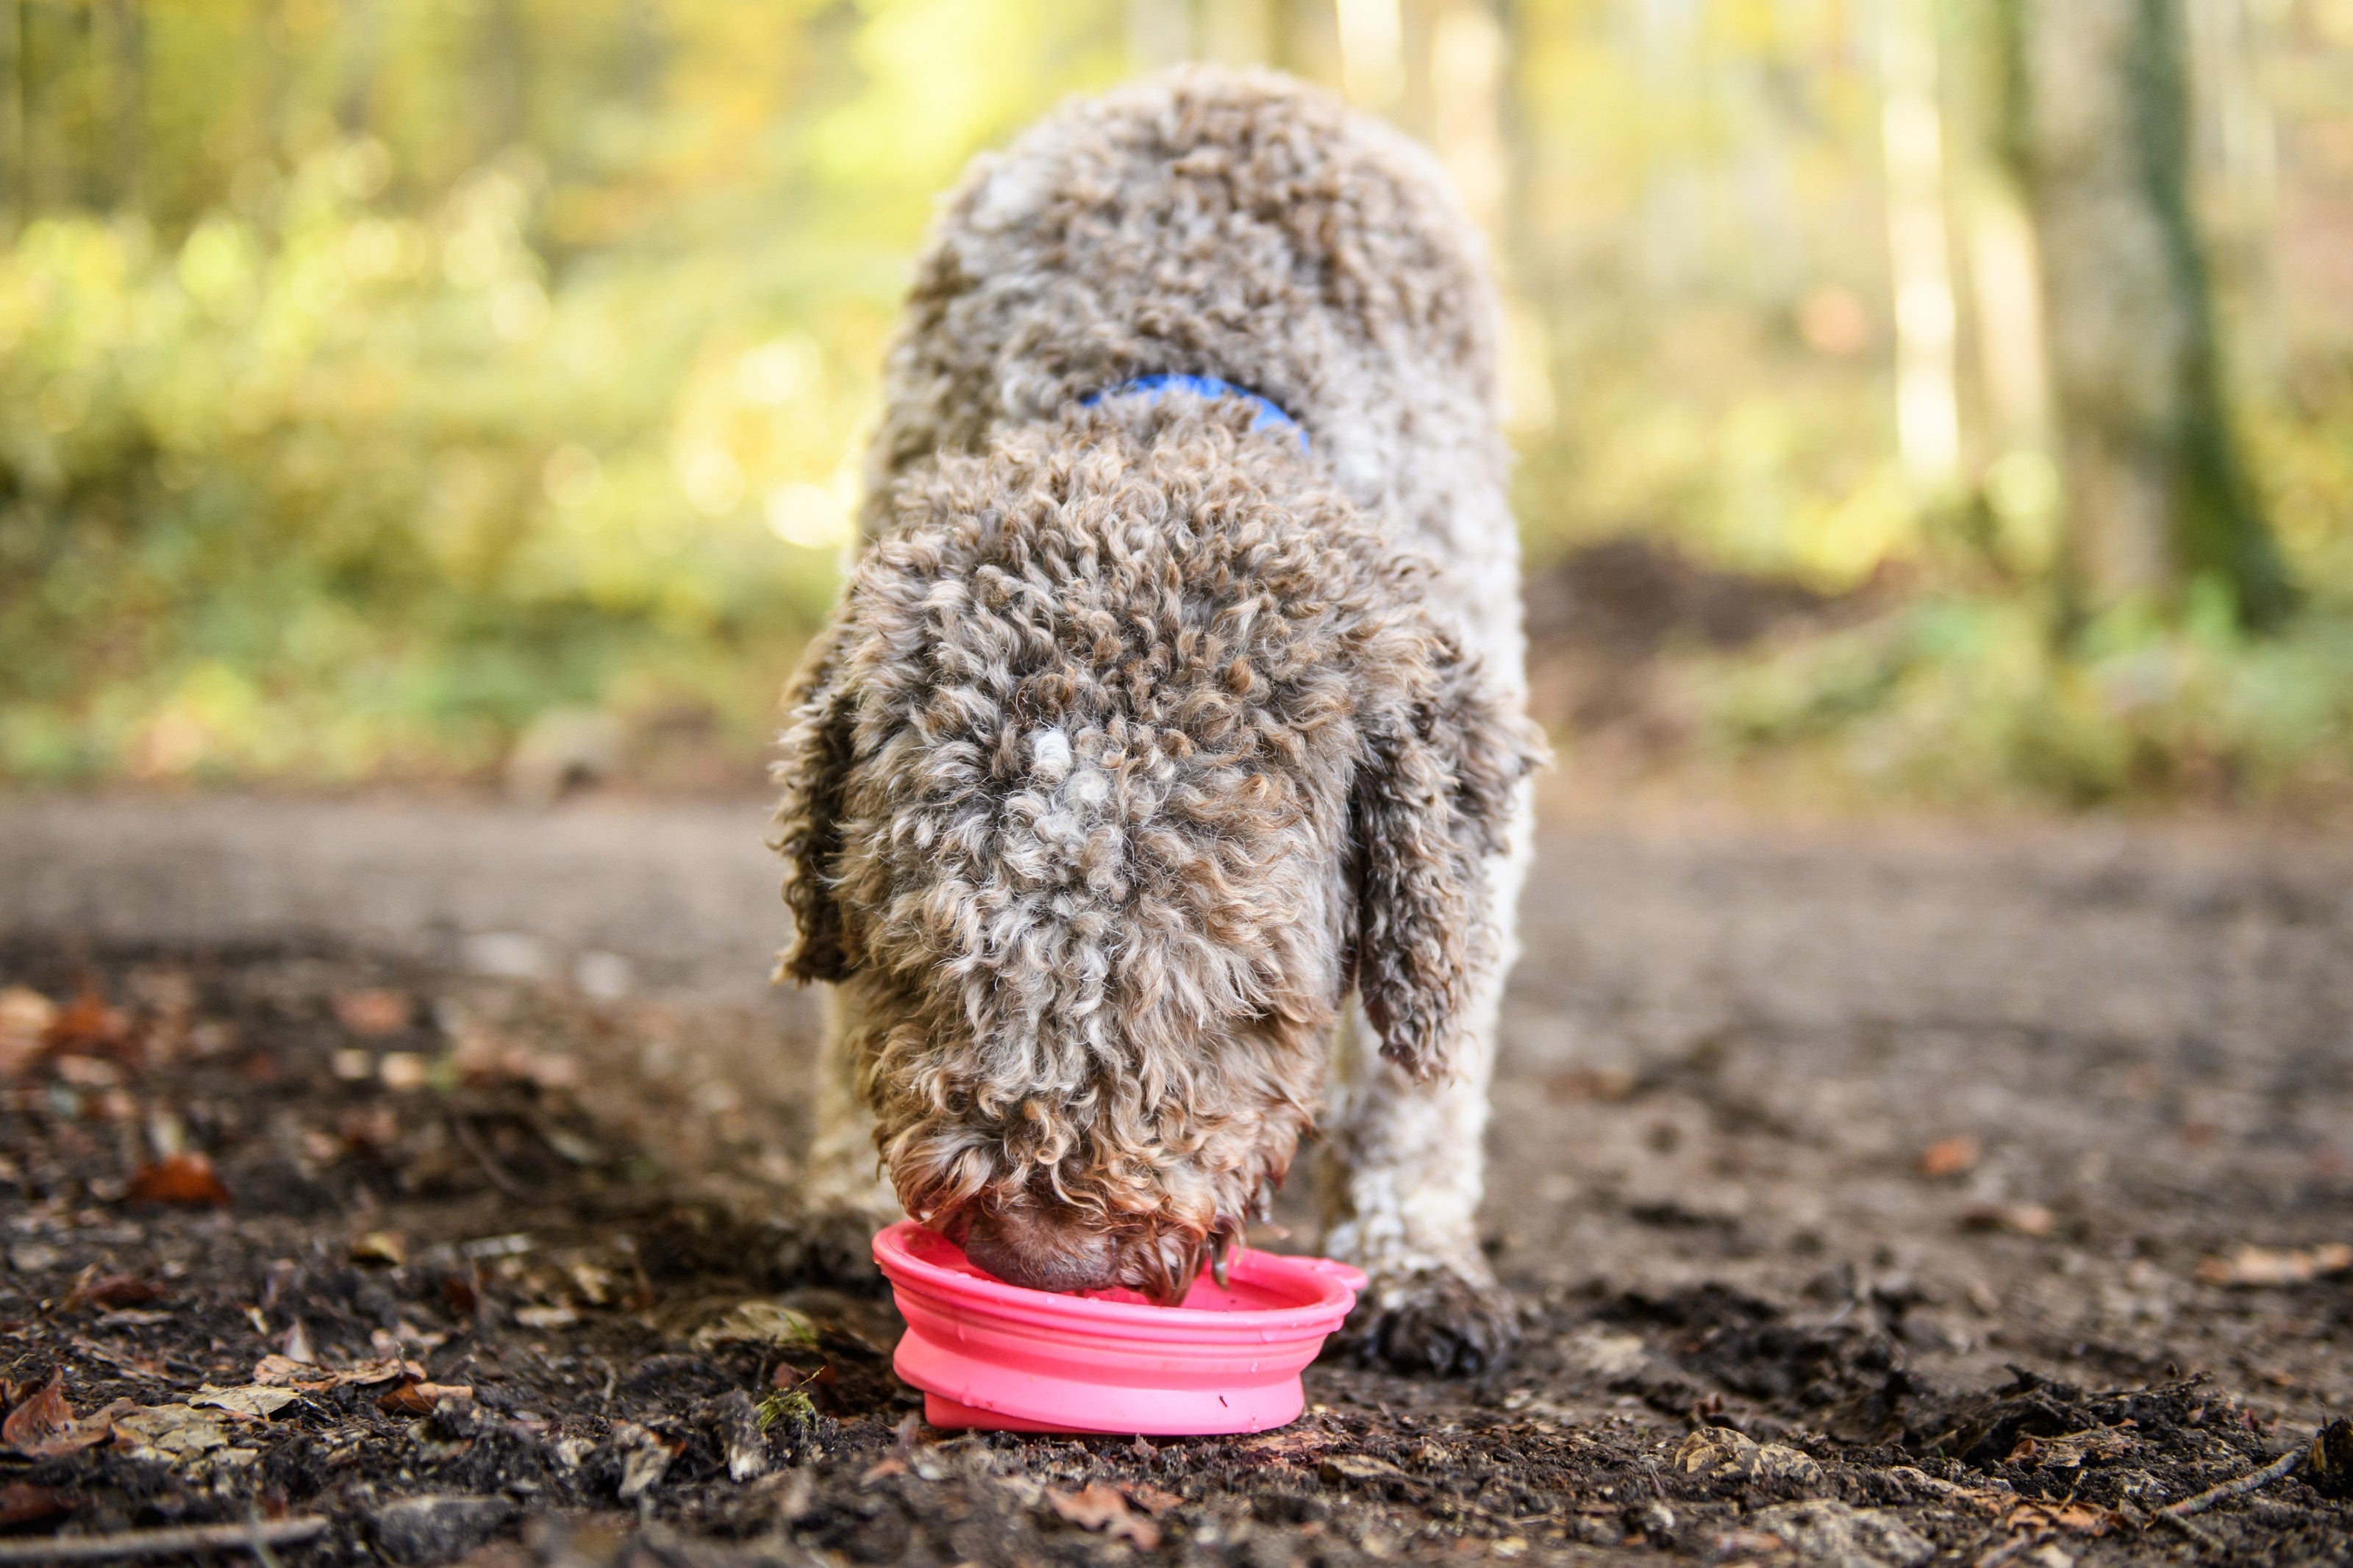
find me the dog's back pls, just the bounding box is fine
[862,67,1521,675]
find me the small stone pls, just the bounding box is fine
[371,1494,516,1564]
[1746,1500,1934,1568]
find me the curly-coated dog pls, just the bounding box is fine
[771,66,1543,1372]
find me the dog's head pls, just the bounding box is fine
[771,399,1536,1300]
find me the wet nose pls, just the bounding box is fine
[960,1205,1119,1293]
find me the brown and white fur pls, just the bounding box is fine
[771,67,1542,1372]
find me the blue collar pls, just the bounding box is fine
[1081,373,1308,449]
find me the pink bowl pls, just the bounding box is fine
[871,1221,1367,1435]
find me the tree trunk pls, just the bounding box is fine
[1,0,22,232]
[1335,0,1403,110]
[95,0,138,210]
[1881,0,1962,488]
[1999,0,2288,626]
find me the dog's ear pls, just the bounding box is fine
[771,624,859,984]
[1350,620,1544,1080]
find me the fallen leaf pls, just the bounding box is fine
[376,1382,435,1416]
[63,1273,168,1311]
[110,1403,232,1464]
[376,1381,473,1415]
[52,1054,122,1088]
[334,1357,421,1387]
[351,1231,408,1266]
[377,1051,430,1091]
[189,1384,301,1420]
[250,1354,333,1389]
[1961,1203,2057,1237]
[125,1152,231,1207]
[1124,1482,1183,1516]
[1320,1453,1409,1484]
[1239,1428,1330,1462]
[1919,1135,1981,1178]
[2004,1499,2124,1536]
[93,1309,174,1328]
[332,989,413,1036]
[1046,1482,1161,1550]
[692,1300,820,1350]
[2,1374,114,1457]
[2004,1421,2139,1469]
[43,990,129,1056]
[2194,1243,2353,1286]
[0,1481,71,1528]
[0,987,58,1078]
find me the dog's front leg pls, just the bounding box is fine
[792,987,904,1284]
[1321,782,1534,1375]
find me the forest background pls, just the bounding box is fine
[4,0,2352,812]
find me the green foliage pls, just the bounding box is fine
[0,0,1124,783]
[1688,371,2353,808]
[1,0,2349,809]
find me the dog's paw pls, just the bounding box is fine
[1340,1267,1521,1377]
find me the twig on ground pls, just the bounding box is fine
[2161,1446,2305,1519]
[0,1518,329,1564]
[2154,1510,2226,1552]
[450,1112,528,1198]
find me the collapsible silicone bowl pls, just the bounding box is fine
[871,1220,1367,1435]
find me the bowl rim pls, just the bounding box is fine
[872,1220,1364,1333]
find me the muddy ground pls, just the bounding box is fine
[1,794,2349,1566]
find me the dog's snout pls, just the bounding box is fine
[960,1206,1120,1295]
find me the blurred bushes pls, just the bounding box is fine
[1,157,860,780]
[1683,376,2353,809]
[0,0,1126,786]
[2,0,2350,812]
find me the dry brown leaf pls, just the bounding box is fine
[1960,1202,2057,1236]
[126,1151,232,1206]
[1918,1135,1980,1178]
[1124,1482,1183,1516]
[1239,1428,1330,1461]
[110,1404,231,1464]
[351,1231,408,1266]
[1046,1482,1161,1550]
[189,1384,301,1420]
[335,1357,423,1387]
[63,1272,168,1312]
[0,987,58,1080]
[251,1354,335,1389]
[2004,1421,2139,1469]
[2,1375,116,1457]
[2194,1242,2353,1286]
[43,989,130,1056]
[2004,1498,2124,1536]
[332,989,413,1036]
[376,1380,472,1414]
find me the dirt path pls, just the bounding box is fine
[1,794,2348,1565]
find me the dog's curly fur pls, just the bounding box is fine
[771,66,1543,1370]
